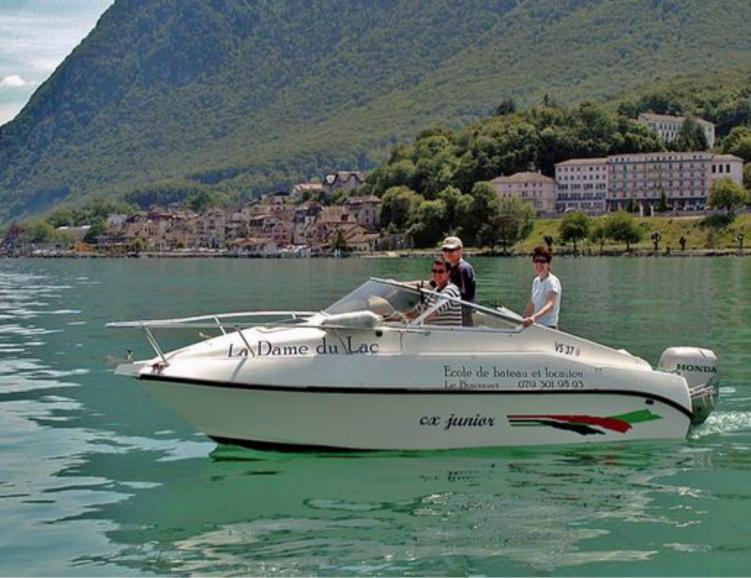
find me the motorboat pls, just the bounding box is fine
[109,278,718,450]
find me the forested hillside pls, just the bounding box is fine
[2,0,751,221]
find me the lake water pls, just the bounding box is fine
[1,257,750,576]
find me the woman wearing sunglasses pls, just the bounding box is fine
[414,258,463,326]
[522,246,561,329]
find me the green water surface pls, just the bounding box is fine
[0,257,749,576]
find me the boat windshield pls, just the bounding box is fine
[324,278,522,330]
[324,279,421,318]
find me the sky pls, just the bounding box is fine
[0,0,114,126]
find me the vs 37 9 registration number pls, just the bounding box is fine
[554,342,580,356]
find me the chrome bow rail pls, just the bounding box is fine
[107,311,318,365]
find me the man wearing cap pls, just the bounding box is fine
[441,236,476,326]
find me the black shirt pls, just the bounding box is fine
[450,259,476,303]
[450,259,476,326]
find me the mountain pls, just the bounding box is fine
[2,0,751,221]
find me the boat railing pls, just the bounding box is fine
[107,311,319,365]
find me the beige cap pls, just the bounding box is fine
[441,236,463,250]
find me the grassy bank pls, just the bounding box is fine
[516,213,751,255]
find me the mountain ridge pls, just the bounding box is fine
[2,0,751,221]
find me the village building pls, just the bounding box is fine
[489,172,557,215]
[257,191,295,209]
[195,208,227,249]
[291,181,324,201]
[323,171,366,195]
[334,223,380,252]
[292,203,324,245]
[1,223,25,253]
[344,195,382,230]
[106,214,129,229]
[224,211,248,241]
[164,212,198,249]
[637,112,716,149]
[554,159,608,214]
[229,236,279,257]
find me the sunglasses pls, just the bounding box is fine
[533,258,549,264]
[442,247,458,252]
[431,269,447,274]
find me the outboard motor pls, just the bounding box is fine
[658,347,718,424]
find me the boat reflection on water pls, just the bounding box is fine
[63,440,725,576]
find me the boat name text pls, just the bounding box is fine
[228,336,379,357]
[419,412,496,430]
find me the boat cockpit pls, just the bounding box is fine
[322,277,522,331]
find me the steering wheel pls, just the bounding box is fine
[381,302,409,324]
[389,310,410,324]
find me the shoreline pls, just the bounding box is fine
[2,249,748,259]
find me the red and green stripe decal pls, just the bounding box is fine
[507,409,662,436]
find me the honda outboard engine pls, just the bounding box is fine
[658,347,718,424]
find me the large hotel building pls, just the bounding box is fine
[554,152,743,214]
[492,114,744,215]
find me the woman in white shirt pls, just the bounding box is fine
[522,246,561,329]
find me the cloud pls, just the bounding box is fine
[1,74,28,88]
[0,0,113,124]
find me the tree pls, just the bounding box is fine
[407,199,447,248]
[83,222,106,243]
[708,178,750,218]
[657,191,669,212]
[333,230,349,254]
[605,211,643,252]
[380,186,424,230]
[486,197,534,253]
[369,158,417,194]
[722,126,751,162]
[456,182,500,244]
[189,190,224,213]
[21,219,56,243]
[743,163,751,191]
[412,134,459,197]
[495,98,517,116]
[559,211,590,254]
[543,235,554,252]
[330,188,349,206]
[437,186,463,231]
[650,231,662,252]
[674,117,708,151]
[589,221,607,253]
[129,238,144,255]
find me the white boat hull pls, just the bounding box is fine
[110,278,715,450]
[141,375,692,450]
